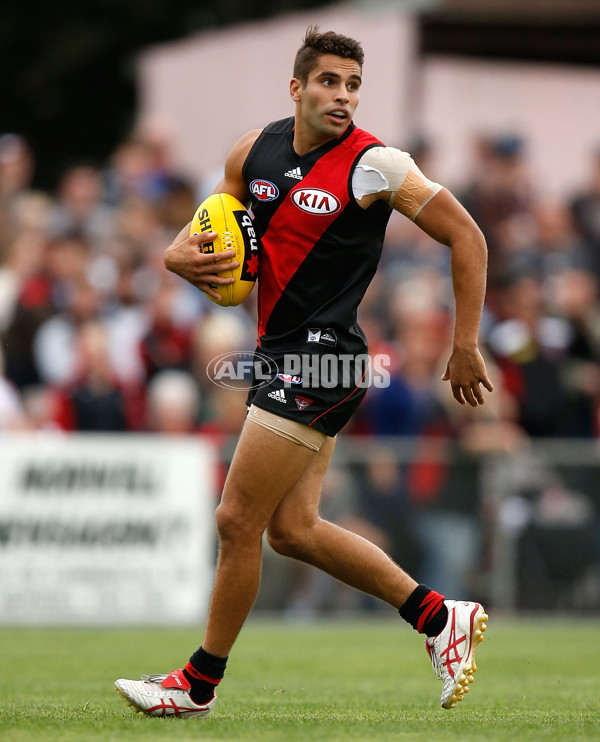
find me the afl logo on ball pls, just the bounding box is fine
[250,179,279,201]
[292,188,340,215]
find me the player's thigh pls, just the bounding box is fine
[218,416,318,532]
[268,435,337,536]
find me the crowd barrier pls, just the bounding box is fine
[1,434,598,624]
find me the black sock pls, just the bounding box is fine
[399,584,448,637]
[183,647,228,705]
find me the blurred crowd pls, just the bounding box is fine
[1,128,600,610]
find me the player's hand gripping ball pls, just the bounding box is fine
[190,193,259,307]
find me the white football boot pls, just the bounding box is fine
[425,600,488,709]
[115,669,216,718]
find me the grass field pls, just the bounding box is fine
[1,617,599,741]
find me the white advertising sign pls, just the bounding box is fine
[0,434,217,625]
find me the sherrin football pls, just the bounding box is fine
[190,193,259,307]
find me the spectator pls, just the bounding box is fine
[495,200,591,281]
[53,320,130,432]
[546,268,600,435]
[487,271,594,437]
[0,133,34,205]
[461,134,536,282]
[0,220,55,389]
[48,164,115,249]
[570,146,600,264]
[33,279,101,387]
[140,281,194,380]
[104,139,172,207]
[146,369,200,434]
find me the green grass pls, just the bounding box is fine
[1,617,599,741]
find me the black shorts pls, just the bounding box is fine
[245,350,369,437]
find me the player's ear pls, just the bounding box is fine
[290,78,302,102]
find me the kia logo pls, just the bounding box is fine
[292,188,341,215]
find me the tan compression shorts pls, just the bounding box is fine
[246,404,327,451]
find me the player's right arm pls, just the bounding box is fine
[212,128,261,203]
[164,129,261,301]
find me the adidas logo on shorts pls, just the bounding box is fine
[268,389,287,403]
[284,167,303,180]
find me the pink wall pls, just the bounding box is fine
[419,56,600,199]
[136,4,416,190]
[136,5,600,200]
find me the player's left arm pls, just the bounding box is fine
[355,146,493,406]
[411,187,494,407]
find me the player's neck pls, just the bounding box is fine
[292,120,349,156]
[292,130,328,156]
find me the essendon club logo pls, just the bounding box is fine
[295,395,314,410]
[250,179,279,201]
[292,188,340,215]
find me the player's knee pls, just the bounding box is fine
[215,502,256,544]
[266,526,298,557]
[266,522,311,559]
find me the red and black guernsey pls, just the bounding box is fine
[242,116,391,357]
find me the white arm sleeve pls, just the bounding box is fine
[352,146,443,220]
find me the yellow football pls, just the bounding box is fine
[190,193,259,307]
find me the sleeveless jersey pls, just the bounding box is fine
[242,116,391,357]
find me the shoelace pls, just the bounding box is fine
[427,641,443,680]
[140,674,169,683]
